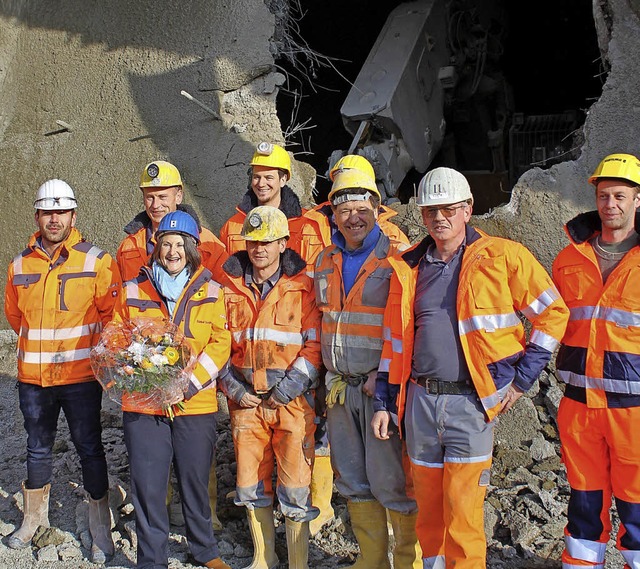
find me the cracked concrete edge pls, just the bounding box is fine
[0,329,17,377]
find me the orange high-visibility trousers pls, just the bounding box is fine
[412,459,492,568]
[558,397,640,568]
[405,382,493,568]
[229,394,318,522]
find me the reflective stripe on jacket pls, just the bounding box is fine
[552,210,640,408]
[314,231,403,379]
[113,265,230,415]
[219,249,322,403]
[297,202,410,273]
[380,225,569,424]
[4,228,121,386]
[117,215,228,284]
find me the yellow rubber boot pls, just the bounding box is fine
[347,500,391,569]
[285,518,310,569]
[388,509,422,569]
[208,458,223,531]
[7,482,51,549]
[242,507,279,569]
[309,455,335,535]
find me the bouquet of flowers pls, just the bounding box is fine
[91,317,196,418]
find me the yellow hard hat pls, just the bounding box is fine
[329,154,375,182]
[241,206,290,242]
[250,142,291,178]
[139,161,182,189]
[589,153,640,187]
[328,170,381,205]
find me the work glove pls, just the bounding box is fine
[326,377,348,408]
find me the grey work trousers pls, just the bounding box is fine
[326,382,416,514]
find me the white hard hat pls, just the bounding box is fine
[34,179,77,210]
[416,167,473,207]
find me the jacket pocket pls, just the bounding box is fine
[275,291,302,329]
[470,256,511,309]
[58,272,97,311]
[226,297,251,331]
[361,267,392,308]
[13,273,41,288]
[556,264,586,303]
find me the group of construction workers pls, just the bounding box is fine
[4,145,640,569]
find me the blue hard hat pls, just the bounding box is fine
[156,210,200,244]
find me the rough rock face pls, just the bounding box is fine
[0,0,315,328]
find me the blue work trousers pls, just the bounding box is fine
[18,381,108,499]
[123,411,219,569]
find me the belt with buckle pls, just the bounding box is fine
[342,374,368,387]
[414,376,475,395]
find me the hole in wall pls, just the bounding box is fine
[275,0,603,214]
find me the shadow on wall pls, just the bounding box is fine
[0,0,290,331]
[0,0,265,59]
[0,0,276,234]
[126,62,256,233]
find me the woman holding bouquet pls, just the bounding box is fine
[112,210,231,569]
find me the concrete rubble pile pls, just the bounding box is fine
[0,363,624,568]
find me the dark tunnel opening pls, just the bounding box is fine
[274,0,603,214]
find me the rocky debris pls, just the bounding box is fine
[0,372,628,568]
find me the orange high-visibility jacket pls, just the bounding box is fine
[299,201,410,270]
[314,231,406,377]
[553,211,640,408]
[116,204,228,284]
[219,186,321,258]
[379,225,569,424]
[5,228,121,387]
[113,265,230,416]
[219,249,322,404]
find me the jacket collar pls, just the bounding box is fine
[237,185,302,218]
[565,210,640,244]
[400,224,482,269]
[123,203,203,235]
[222,248,306,279]
[28,226,83,252]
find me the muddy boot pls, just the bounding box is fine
[309,455,335,536]
[388,509,422,569]
[208,458,223,531]
[347,500,391,569]
[7,482,51,549]
[285,518,310,569]
[242,507,279,569]
[89,494,115,564]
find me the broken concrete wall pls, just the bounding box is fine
[0,0,638,312]
[0,0,315,328]
[472,0,640,270]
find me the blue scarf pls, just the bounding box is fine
[152,262,190,316]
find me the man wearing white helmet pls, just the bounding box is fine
[371,167,569,567]
[4,179,121,563]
